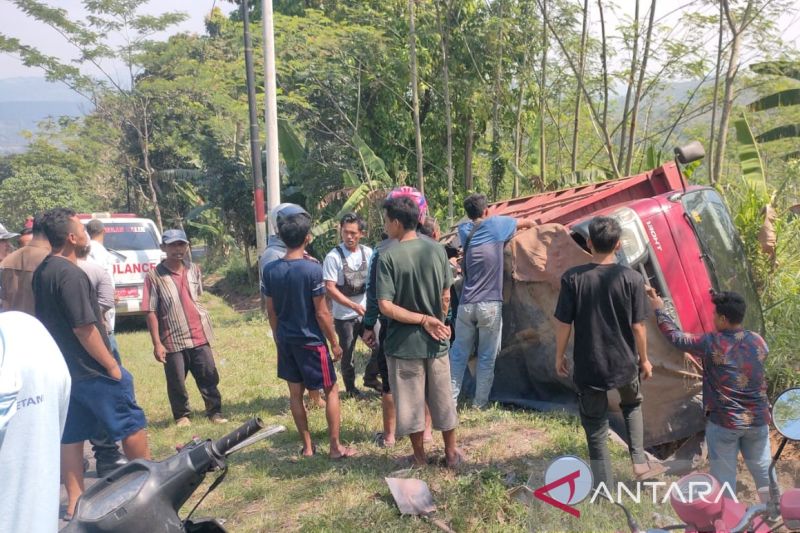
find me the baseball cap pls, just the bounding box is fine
[0,223,20,240]
[386,186,428,224]
[162,229,189,244]
[269,203,310,232]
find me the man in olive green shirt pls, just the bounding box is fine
[377,196,462,468]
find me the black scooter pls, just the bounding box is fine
[63,418,285,532]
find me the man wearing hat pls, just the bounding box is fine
[0,222,20,262]
[142,229,227,426]
[260,203,326,409]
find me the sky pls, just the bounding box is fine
[1,0,799,81]
[0,0,212,80]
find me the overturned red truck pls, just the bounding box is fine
[465,143,763,446]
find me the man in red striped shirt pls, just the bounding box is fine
[143,229,227,427]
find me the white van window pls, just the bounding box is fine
[104,222,160,251]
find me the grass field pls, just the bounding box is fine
[114,293,793,532]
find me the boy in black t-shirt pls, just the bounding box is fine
[261,211,356,460]
[554,216,662,488]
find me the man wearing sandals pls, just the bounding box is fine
[377,195,463,468]
[262,210,356,460]
[554,216,660,488]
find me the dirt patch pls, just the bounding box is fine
[457,421,550,470]
[206,273,261,313]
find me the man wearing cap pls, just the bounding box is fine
[0,223,20,262]
[259,203,326,410]
[0,215,50,314]
[143,229,227,426]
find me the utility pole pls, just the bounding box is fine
[262,0,280,237]
[240,0,267,259]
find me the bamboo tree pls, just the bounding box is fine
[624,0,657,175]
[539,0,548,184]
[618,0,641,167]
[571,0,590,174]
[408,0,424,194]
[713,0,757,186]
[435,0,454,223]
[708,0,725,182]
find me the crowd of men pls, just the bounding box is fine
[0,186,774,529]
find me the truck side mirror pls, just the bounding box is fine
[674,141,705,165]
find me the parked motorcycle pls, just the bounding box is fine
[63,418,286,532]
[617,387,800,533]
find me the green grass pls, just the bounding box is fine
[115,294,736,532]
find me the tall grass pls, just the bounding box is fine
[724,171,800,395]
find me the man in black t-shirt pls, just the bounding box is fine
[32,207,151,520]
[554,216,661,488]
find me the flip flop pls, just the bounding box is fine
[330,446,358,460]
[372,432,396,448]
[298,444,317,458]
[634,461,667,481]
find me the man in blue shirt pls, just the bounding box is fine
[262,211,356,460]
[449,193,535,408]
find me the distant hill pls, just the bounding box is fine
[0,77,89,154]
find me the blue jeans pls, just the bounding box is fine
[705,420,771,495]
[449,301,503,408]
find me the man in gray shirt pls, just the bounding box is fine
[78,242,129,476]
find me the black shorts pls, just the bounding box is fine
[277,341,337,390]
[377,318,390,394]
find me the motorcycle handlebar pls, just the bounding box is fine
[212,418,265,457]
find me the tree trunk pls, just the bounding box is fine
[465,114,474,191]
[490,1,504,201]
[713,0,755,185]
[435,0,455,224]
[539,0,548,185]
[513,67,526,197]
[598,0,609,132]
[708,0,725,183]
[618,0,640,167]
[136,104,163,232]
[624,0,656,175]
[408,0,424,195]
[571,0,589,174]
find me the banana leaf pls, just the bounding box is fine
[733,113,768,197]
[352,133,391,185]
[278,118,305,170]
[747,88,800,112]
[756,124,800,143]
[750,61,800,81]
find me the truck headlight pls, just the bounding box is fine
[612,207,649,264]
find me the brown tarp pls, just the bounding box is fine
[489,224,704,446]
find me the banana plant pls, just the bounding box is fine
[733,113,768,198]
[747,61,800,147]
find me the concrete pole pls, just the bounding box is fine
[262,0,281,236]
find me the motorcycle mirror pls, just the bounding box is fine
[772,387,800,441]
[674,141,705,165]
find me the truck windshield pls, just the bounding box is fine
[681,189,764,333]
[103,222,160,251]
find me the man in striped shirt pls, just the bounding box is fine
[143,229,227,427]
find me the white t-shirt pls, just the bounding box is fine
[88,240,117,332]
[322,243,373,320]
[0,311,71,533]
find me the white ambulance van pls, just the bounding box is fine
[79,213,163,317]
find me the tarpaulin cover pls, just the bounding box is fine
[488,224,705,446]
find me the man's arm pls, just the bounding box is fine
[647,288,708,357]
[325,281,365,316]
[96,269,115,313]
[554,320,572,378]
[632,322,652,380]
[73,324,121,379]
[145,312,166,363]
[516,218,536,231]
[266,297,278,339]
[378,299,450,341]
[313,294,342,361]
